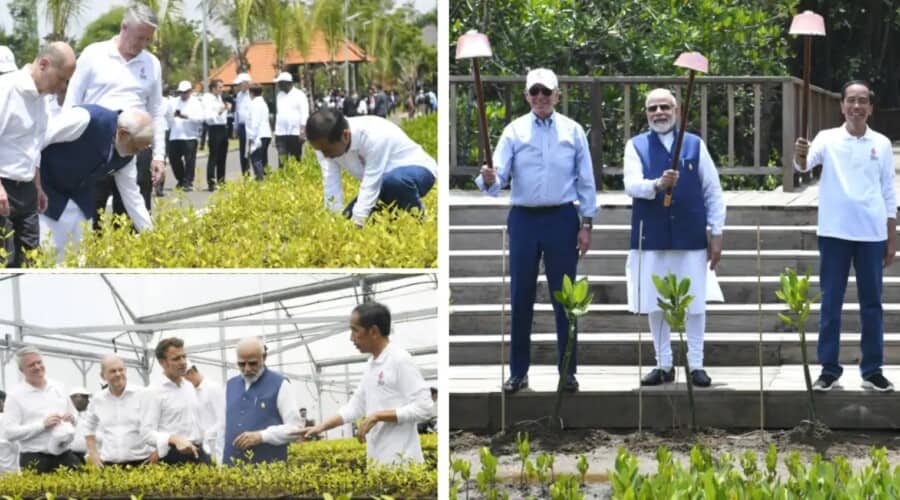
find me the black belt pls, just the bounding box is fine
[512,203,570,213]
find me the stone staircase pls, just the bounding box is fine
[449,190,900,432]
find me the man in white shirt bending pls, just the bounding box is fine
[64,4,167,229]
[168,80,204,191]
[306,109,437,227]
[0,42,76,267]
[794,80,897,393]
[294,302,432,465]
[246,84,272,180]
[273,72,309,169]
[85,354,157,468]
[202,78,230,191]
[2,346,80,473]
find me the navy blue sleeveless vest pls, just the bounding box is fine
[629,130,707,250]
[222,368,288,465]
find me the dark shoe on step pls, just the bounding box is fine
[641,367,675,386]
[503,375,528,394]
[690,369,712,387]
[862,373,894,392]
[813,373,839,392]
[563,374,579,392]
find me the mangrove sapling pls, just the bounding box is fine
[652,272,697,431]
[775,267,821,423]
[551,275,593,428]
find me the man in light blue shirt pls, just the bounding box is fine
[476,68,598,394]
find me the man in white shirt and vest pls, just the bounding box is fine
[39,107,154,262]
[184,364,225,464]
[2,346,80,473]
[232,73,252,176]
[794,80,897,393]
[0,390,20,475]
[274,72,309,169]
[219,337,302,465]
[294,302,433,465]
[246,84,273,180]
[202,78,230,191]
[168,80,204,191]
[624,88,726,388]
[141,337,210,465]
[0,42,76,267]
[306,109,437,227]
[85,354,158,468]
[64,4,167,230]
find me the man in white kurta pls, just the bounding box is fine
[623,88,725,387]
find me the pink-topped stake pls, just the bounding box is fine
[664,52,709,208]
[456,30,494,169]
[790,11,826,150]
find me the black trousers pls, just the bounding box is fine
[199,122,208,150]
[169,139,198,189]
[206,125,228,186]
[104,458,150,468]
[19,451,82,473]
[0,177,38,267]
[275,135,304,168]
[160,446,211,465]
[93,147,152,231]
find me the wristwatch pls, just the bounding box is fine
[581,217,593,230]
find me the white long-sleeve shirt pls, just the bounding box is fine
[83,385,154,463]
[338,344,432,464]
[64,37,166,162]
[42,106,152,231]
[316,116,437,225]
[234,90,251,125]
[275,87,309,136]
[69,410,89,453]
[193,379,225,461]
[140,377,203,459]
[0,412,19,475]
[169,95,204,141]
[795,124,897,241]
[202,93,228,126]
[623,130,726,235]
[0,66,48,181]
[246,96,272,151]
[2,379,77,454]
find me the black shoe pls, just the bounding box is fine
[183,185,193,192]
[563,374,579,392]
[690,369,712,387]
[208,184,216,192]
[862,373,894,392]
[813,373,839,392]
[503,375,528,394]
[641,367,675,386]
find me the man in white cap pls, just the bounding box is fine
[2,346,80,473]
[246,83,272,180]
[65,4,167,229]
[232,73,252,176]
[0,42,76,267]
[274,71,309,169]
[476,68,598,394]
[0,46,17,75]
[167,80,204,191]
[202,78,230,191]
[68,387,91,463]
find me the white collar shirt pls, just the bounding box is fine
[247,96,272,143]
[0,412,19,474]
[202,93,228,126]
[140,377,203,459]
[275,87,309,136]
[316,116,437,225]
[69,410,89,453]
[796,124,897,241]
[168,95,205,141]
[235,90,251,125]
[63,37,166,161]
[83,385,154,463]
[2,379,77,454]
[0,67,48,181]
[337,344,432,464]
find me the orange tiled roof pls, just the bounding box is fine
[212,31,373,85]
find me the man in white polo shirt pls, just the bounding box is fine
[794,80,897,393]
[0,42,76,267]
[2,346,80,473]
[84,354,157,468]
[232,73,252,176]
[64,3,166,229]
[168,80,204,191]
[306,109,437,227]
[274,72,309,169]
[294,302,432,465]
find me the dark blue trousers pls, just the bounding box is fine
[508,203,580,378]
[237,123,249,175]
[343,165,435,218]
[818,236,885,379]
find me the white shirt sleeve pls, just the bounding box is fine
[623,138,658,199]
[351,138,392,224]
[83,397,100,436]
[880,140,897,220]
[337,382,366,424]
[318,153,344,212]
[63,48,93,108]
[247,100,260,143]
[113,161,153,231]
[259,379,304,445]
[475,125,514,196]
[794,130,825,173]
[297,92,309,133]
[698,140,726,235]
[393,359,433,425]
[2,393,47,443]
[148,60,166,162]
[43,107,91,147]
[140,388,172,459]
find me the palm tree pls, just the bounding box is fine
[287,2,316,99]
[261,0,291,72]
[312,0,345,87]
[43,0,85,42]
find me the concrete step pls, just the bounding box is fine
[449,250,900,277]
[449,332,900,366]
[449,364,900,431]
[450,276,900,305]
[450,225,825,251]
[449,303,900,335]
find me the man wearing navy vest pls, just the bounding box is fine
[624,88,726,387]
[475,68,598,394]
[220,337,302,465]
[39,106,154,261]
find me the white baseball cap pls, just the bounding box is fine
[274,72,293,83]
[0,46,16,73]
[177,80,192,92]
[233,72,251,85]
[525,68,558,92]
[48,422,75,455]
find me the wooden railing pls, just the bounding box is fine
[449,75,842,192]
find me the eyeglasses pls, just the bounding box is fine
[237,360,260,368]
[647,104,673,112]
[528,86,553,97]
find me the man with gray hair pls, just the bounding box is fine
[0,42,76,267]
[39,107,155,261]
[64,3,166,231]
[2,346,80,473]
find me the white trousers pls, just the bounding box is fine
[39,200,90,263]
[649,310,705,370]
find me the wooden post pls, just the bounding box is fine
[623,84,631,147]
[561,82,569,116]
[450,82,458,174]
[753,84,761,168]
[782,81,796,192]
[727,84,735,167]
[590,80,604,185]
[701,85,708,143]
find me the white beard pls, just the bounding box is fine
[649,119,675,134]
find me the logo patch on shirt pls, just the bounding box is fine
[377,371,384,386]
[871,148,878,160]
[139,66,147,80]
